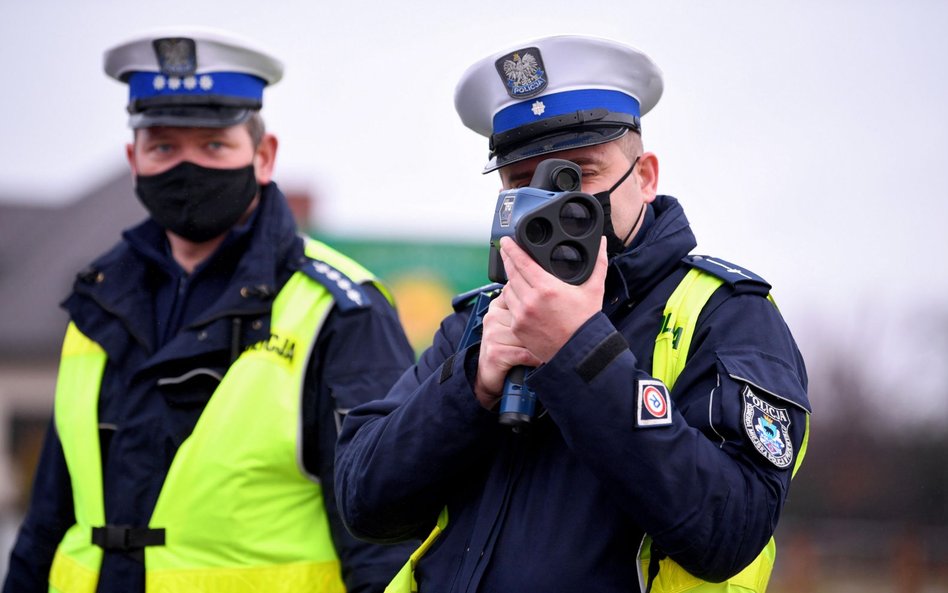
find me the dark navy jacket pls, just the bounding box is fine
[335,196,811,593]
[3,183,417,593]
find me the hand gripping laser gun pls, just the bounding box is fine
[487,159,604,429]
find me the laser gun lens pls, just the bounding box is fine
[524,218,552,246]
[550,243,585,282]
[553,167,581,191]
[559,199,594,237]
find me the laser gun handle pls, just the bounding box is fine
[498,365,537,431]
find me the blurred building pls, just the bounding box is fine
[1,172,142,517]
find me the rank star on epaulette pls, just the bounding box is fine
[311,262,364,307]
[742,385,794,468]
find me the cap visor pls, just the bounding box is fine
[128,106,254,129]
[485,125,630,173]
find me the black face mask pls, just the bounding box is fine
[593,156,644,257]
[135,161,259,243]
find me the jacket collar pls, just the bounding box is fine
[605,195,697,305]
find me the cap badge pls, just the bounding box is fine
[153,37,198,77]
[495,47,547,99]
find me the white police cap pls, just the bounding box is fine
[103,26,284,129]
[455,35,663,173]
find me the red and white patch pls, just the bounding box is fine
[636,379,672,428]
[643,386,667,417]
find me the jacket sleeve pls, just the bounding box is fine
[334,308,502,544]
[527,291,809,582]
[300,283,419,593]
[2,419,75,593]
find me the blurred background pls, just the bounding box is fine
[1,1,947,591]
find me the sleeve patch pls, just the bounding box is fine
[742,385,794,469]
[636,379,673,428]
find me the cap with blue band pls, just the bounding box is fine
[127,71,267,107]
[103,26,283,129]
[454,35,664,173]
[492,89,640,135]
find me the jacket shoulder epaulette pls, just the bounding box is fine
[298,257,371,313]
[682,255,771,294]
[452,283,504,312]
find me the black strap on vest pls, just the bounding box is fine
[92,525,166,551]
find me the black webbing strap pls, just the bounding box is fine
[92,525,166,551]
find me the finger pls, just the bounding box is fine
[587,236,609,285]
[495,258,522,314]
[499,237,536,289]
[490,289,509,312]
[485,293,512,327]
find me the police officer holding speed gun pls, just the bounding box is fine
[335,35,811,592]
[3,27,416,593]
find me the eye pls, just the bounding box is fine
[207,141,225,150]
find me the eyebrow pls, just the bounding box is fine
[142,128,229,142]
[504,169,534,187]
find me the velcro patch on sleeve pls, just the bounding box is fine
[439,354,455,384]
[576,331,628,383]
[636,379,672,428]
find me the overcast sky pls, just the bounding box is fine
[3,1,948,422]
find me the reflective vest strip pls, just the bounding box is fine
[145,559,346,593]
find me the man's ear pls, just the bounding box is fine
[253,133,279,184]
[638,152,659,203]
[126,142,138,176]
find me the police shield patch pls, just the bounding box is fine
[495,47,548,99]
[742,385,794,468]
[636,379,672,428]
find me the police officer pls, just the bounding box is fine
[3,27,415,593]
[335,35,811,592]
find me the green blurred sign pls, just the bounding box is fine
[312,234,491,353]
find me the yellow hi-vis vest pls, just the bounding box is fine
[639,267,809,593]
[48,239,384,593]
[386,267,810,593]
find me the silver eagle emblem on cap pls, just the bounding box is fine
[495,47,547,99]
[153,38,198,77]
